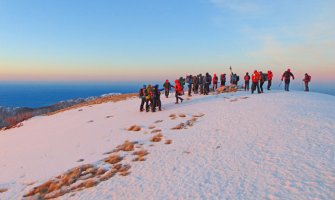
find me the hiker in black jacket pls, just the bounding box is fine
[281,69,295,91]
[154,85,164,111]
[163,80,172,98]
[139,85,147,112]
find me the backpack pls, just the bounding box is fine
[263,73,268,81]
[244,75,250,81]
[206,75,211,84]
[236,76,240,82]
[307,75,311,82]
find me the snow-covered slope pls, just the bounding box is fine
[0,91,334,199]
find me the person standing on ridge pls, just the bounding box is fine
[174,80,184,104]
[281,68,295,91]
[259,71,265,93]
[139,85,147,112]
[267,70,273,90]
[212,74,218,91]
[186,75,193,96]
[303,73,311,92]
[193,75,199,94]
[220,73,226,86]
[154,85,163,111]
[251,70,261,94]
[204,72,211,95]
[163,80,172,98]
[244,72,250,91]
[198,74,203,94]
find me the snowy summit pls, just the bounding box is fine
[0,90,334,199]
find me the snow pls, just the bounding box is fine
[0,90,334,199]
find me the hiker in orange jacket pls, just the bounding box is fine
[174,80,184,104]
[251,70,261,94]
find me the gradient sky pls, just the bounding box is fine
[0,0,334,82]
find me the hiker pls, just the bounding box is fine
[303,73,311,92]
[139,85,147,112]
[163,80,172,98]
[251,70,261,94]
[259,71,265,93]
[212,74,218,91]
[204,72,211,95]
[198,74,203,94]
[186,75,193,96]
[267,70,273,90]
[179,76,185,95]
[193,75,199,94]
[231,73,238,85]
[145,85,154,112]
[154,85,164,111]
[244,72,250,91]
[281,69,295,91]
[174,80,184,104]
[220,73,226,86]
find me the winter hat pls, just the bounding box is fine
[288,68,291,72]
[254,70,257,73]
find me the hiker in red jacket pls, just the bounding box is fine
[251,70,261,94]
[281,68,295,91]
[267,70,273,90]
[174,80,184,104]
[244,72,250,91]
[212,74,218,91]
[303,73,311,92]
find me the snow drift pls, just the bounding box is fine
[0,91,334,199]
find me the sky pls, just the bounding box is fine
[0,0,334,83]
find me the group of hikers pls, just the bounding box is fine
[139,67,312,112]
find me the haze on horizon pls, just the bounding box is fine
[0,0,334,83]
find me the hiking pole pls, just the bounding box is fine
[278,80,282,88]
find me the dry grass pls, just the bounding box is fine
[104,155,123,164]
[192,113,205,118]
[179,113,186,118]
[115,140,135,152]
[127,125,141,131]
[151,134,163,142]
[151,129,162,134]
[0,188,8,193]
[165,140,172,145]
[148,125,155,129]
[133,150,149,157]
[169,114,176,118]
[47,93,136,116]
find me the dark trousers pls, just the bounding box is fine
[194,84,199,94]
[251,82,260,94]
[150,98,155,112]
[155,97,161,110]
[164,89,169,98]
[204,83,209,95]
[213,83,218,91]
[244,81,249,91]
[260,81,264,93]
[199,84,203,94]
[175,92,183,103]
[284,79,290,91]
[267,80,272,90]
[304,82,309,91]
[188,84,192,96]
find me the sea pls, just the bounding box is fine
[0,81,334,108]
